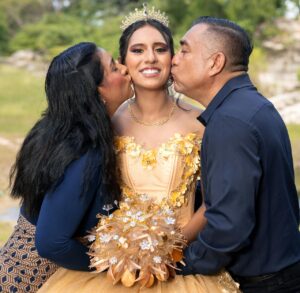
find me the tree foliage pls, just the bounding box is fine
[0,0,53,34]
[0,11,9,53]
[10,13,92,53]
[289,0,300,16]
[223,0,286,36]
[0,0,294,57]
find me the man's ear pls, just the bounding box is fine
[208,52,226,76]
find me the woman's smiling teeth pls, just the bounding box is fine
[140,68,160,76]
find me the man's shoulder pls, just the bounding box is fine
[206,89,274,141]
[216,87,272,125]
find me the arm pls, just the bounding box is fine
[35,151,100,271]
[180,115,261,275]
[182,180,206,243]
[182,203,207,243]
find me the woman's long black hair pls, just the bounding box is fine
[10,42,120,218]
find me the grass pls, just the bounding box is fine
[288,124,300,161]
[0,145,17,197]
[0,64,46,135]
[0,222,13,247]
[287,124,300,194]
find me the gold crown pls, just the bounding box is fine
[120,3,169,31]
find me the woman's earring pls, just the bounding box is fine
[102,99,106,104]
[130,83,135,98]
[166,76,173,88]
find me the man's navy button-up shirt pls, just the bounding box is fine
[182,74,300,277]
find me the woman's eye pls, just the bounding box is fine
[130,48,143,53]
[156,47,168,53]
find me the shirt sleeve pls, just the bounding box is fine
[181,114,261,275]
[35,151,100,271]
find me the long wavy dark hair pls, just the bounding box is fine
[10,42,120,218]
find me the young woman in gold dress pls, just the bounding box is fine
[38,6,240,293]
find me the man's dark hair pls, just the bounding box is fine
[192,16,253,72]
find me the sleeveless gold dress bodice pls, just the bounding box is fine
[38,133,240,293]
[114,132,201,228]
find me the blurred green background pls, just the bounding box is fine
[0,0,300,245]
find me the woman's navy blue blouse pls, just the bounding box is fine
[21,150,109,271]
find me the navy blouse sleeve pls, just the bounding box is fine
[35,151,101,271]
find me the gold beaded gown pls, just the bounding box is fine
[38,133,240,293]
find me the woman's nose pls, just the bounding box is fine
[146,50,157,63]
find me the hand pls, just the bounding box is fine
[175,261,194,276]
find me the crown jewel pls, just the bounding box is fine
[121,3,169,31]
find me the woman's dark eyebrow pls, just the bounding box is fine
[129,42,168,47]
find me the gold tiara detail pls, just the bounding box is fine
[120,3,169,31]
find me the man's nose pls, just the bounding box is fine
[172,53,179,66]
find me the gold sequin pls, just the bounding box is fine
[115,133,201,208]
[217,271,241,293]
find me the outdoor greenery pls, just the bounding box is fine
[0,0,298,57]
[0,222,13,247]
[288,124,300,163]
[0,64,45,134]
[291,0,300,14]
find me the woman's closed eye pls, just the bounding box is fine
[110,59,119,72]
[112,65,119,72]
[180,48,188,55]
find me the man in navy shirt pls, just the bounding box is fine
[172,16,300,293]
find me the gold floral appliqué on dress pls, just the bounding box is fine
[114,133,201,209]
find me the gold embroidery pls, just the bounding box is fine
[114,133,201,208]
[217,271,241,293]
[141,149,157,170]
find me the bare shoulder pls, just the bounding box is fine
[176,98,204,117]
[111,100,131,135]
[175,98,205,136]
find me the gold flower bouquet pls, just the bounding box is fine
[88,194,187,288]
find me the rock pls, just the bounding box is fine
[262,40,285,51]
[258,18,300,97]
[270,91,300,124]
[4,50,47,74]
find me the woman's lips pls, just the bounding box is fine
[140,68,160,77]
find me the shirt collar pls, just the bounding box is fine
[197,73,253,126]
